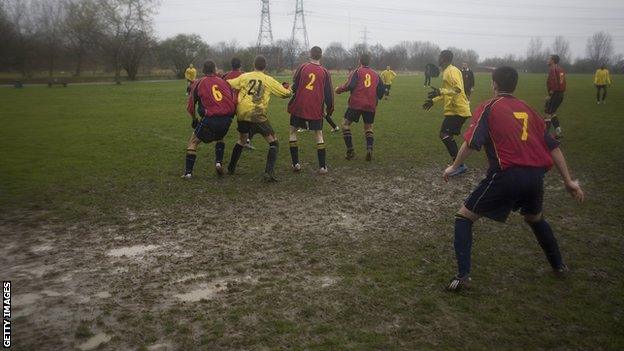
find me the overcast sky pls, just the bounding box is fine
[154,0,624,59]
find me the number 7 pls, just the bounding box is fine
[513,112,529,141]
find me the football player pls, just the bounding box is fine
[443,66,584,291]
[380,65,397,100]
[423,50,471,177]
[184,63,197,95]
[335,54,385,161]
[545,54,566,138]
[226,55,292,182]
[182,60,237,178]
[287,46,334,174]
[222,57,255,149]
[594,64,611,104]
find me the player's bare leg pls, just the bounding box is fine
[288,126,301,172]
[227,132,248,175]
[524,212,568,277]
[447,206,481,291]
[262,133,279,182]
[315,130,327,174]
[182,134,201,178]
[364,123,374,161]
[342,119,354,160]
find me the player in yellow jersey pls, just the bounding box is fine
[226,55,292,181]
[594,65,612,104]
[423,50,471,177]
[380,66,397,100]
[184,63,197,95]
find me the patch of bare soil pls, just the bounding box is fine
[1,166,482,350]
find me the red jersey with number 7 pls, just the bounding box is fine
[336,65,385,112]
[287,62,334,120]
[464,94,560,171]
[187,74,236,118]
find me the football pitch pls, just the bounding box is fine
[1,73,623,350]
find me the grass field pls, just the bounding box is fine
[1,72,623,350]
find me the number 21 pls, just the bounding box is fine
[513,112,529,141]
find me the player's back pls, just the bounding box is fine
[479,95,554,170]
[288,62,332,120]
[348,66,381,112]
[547,65,566,92]
[441,65,471,116]
[227,71,291,122]
[188,75,236,118]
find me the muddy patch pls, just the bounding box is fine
[77,333,111,351]
[107,244,159,257]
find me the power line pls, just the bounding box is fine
[256,0,274,51]
[359,26,371,49]
[290,0,309,49]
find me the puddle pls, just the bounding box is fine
[77,333,111,351]
[107,245,159,257]
[174,282,227,302]
[174,273,207,284]
[31,244,53,252]
[319,276,338,288]
[13,293,41,306]
[95,291,111,299]
[147,342,173,351]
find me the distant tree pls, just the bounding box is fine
[348,43,368,67]
[158,34,209,78]
[4,0,37,77]
[368,43,386,69]
[0,2,14,70]
[32,0,67,77]
[525,37,547,73]
[384,44,408,70]
[323,42,347,70]
[212,40,241,72]
[446,47,479,67]
[586,31,614,67]
[64,0,102,76]
[550,36,571,65]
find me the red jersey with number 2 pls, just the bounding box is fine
[187,74,236,118]
[464,94,559,171]
[287,62,334,120]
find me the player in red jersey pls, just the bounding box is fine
[335,54,385,161]
[545,54,566,138]
[442,66,584,292]
[182,60,237,178]
[287,46,334,174]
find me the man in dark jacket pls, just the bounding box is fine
[461,63,475,100]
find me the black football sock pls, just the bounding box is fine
[185,149,197,175]
[602,88,607,102]
[265,141,279,174]
[529,219,563,269]
[317,142,326,168]
[454,215,473,278]
[342,129,353,150]
[365,130,374,151]
[596,88,601,102]
[442,136,459,160]
[551,116,560,129]
[325,115,337,129]
[228,143,244,172]
[289,140,299,166]
[215,141,225,164]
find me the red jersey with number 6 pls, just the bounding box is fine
[187,74,236,118]
[336,65,385,112]
[287,62,334,120]
[464,94,560,171]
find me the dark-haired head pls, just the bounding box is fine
[310,46,322,60]
[254,55,267,71]
[549,54,560,64]
[202,60,216,74]
[439,50,453,67]
[492,66,518,94]
[360,53,370,66]
[231,57,241,70]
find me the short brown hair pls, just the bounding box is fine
[202,60,216,74]
[310,46,322,60]
[360,53,370,66]
[254,55,267,71]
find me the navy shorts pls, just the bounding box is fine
[290,115,322,130]
[440,115,469,136]
[345,108,375,124]
[384,84,392,95]
[237,120,275,137]
[545,91,564,114]
[464,167,546,222]
[194,115,233,143]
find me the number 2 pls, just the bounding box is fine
[305,73,316,90]
[212,85,223,101]
[513,112,529,141]
[364,73,371,87]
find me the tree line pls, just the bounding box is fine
[1,0,622,81]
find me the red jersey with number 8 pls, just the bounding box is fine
[187,74,236,118]
[337,66,383,112]
[464,94,560,171]
[287,62,334,120]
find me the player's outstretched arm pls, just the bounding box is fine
[550,147,584,203]
[443,142,474,182]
